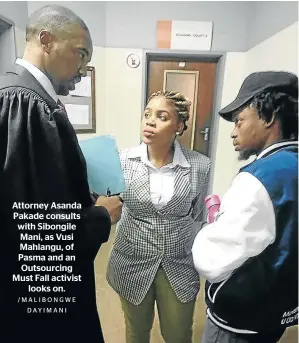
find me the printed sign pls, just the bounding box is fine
[157,20,213,51]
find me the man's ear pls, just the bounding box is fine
[176,122,184,135]
[39,30,53,53]
[265,112,276,128]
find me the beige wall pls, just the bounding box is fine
[211,52,247,196]
[14,27,26,58]
[77,47,143,149]
[245,21,298,75]
[212,22,298,197]
[101,48,143,149]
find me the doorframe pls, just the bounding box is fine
[0,14,17,63]
[142,50,227,195]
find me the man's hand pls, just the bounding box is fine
[95,196,123,224]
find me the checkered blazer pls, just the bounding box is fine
[106,142,211,305]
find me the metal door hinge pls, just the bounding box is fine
[200,127,210,141]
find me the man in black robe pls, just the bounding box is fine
[0,5,122,342]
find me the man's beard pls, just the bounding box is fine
[43,71,68,96]
[238,148,258,161]
[57,83,70,96]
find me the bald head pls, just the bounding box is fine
[26,5,90,43]
[23,4,93,97]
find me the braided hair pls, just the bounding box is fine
[147,90,191,135]
[250,91,298,140]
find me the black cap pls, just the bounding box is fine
[219,71,298,121]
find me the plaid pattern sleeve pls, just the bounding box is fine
[191,160,211,222]
[106,143,211,305]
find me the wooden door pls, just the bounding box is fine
[146,59,217,156]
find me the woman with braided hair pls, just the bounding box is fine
[107,90,211,343]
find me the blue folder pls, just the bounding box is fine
[79,135,126,196]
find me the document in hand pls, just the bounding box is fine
[79,135,126,195]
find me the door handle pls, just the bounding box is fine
[200,127,210,141]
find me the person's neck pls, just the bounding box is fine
[259,132,283,155]
[22,48,58,93]
[147,142,174,169]
[23,47,46,73]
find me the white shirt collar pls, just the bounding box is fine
[15,58,58,102]
[257,140,298,159]
[128,139,190,168]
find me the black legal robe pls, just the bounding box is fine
[0,65,111,342]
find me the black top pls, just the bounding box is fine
[0,64,111,342]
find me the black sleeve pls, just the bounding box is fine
[0,87,111,261]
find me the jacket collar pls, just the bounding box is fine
[257,140,298,160]
[127,139,190,169]
[15,58,58,102]
[5,63,57,110]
